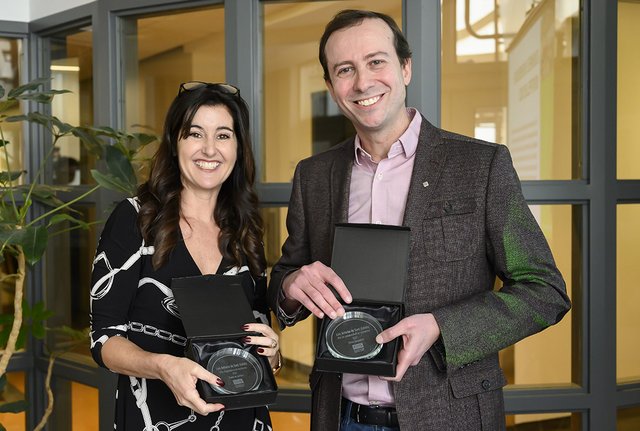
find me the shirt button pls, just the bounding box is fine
[377,173,383,180]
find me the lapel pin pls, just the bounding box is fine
[422,181,429,187]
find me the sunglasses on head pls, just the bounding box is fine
[178,81,240,96]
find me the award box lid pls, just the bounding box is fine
[331,223,410,304]
[171,274,254,339]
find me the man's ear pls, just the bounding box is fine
[402,58,412,86]
[325,79,337,102]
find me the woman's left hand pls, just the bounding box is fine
[242,323,280,369]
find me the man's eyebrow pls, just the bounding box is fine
[364,51,390,60]
[331,51,391,73]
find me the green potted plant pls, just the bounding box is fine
[0,78,154,430]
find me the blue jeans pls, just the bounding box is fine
[340,401,400,431]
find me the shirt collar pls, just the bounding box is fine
[353,107,421,165]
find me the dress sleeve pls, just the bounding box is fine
[89,199,147,368]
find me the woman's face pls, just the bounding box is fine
[177,104,238,197]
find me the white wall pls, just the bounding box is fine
[0,0,93,23]
[29,0,93,21]
[0,0,29,22]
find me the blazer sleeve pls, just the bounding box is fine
[431,145,571,369]
[268,162,313,329]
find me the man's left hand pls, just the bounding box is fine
[375,313,441,382]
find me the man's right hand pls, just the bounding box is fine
[282,261,352,319]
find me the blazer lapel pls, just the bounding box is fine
[330,140,355,226]
[403,117,447,230]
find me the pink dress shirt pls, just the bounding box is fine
[342,108,421,407]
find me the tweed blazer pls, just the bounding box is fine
[268,116,570,431]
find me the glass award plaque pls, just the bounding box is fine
[325,311,383,360]
[207,345,263,395]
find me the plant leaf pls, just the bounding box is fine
[0,171,26,183]
[51,116,74,135]
[71,127,104,157]
[21,225,49,265]
[48,213,89,229]
[0,400,28,414]
[0,99,18,113]
[0,140,10,147]
[6,77,51,98]
[91,170,135,195]
[0,84,4,99]
[105,144,137,186]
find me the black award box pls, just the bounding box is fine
[171,274,278,409]
[316,223,410,376]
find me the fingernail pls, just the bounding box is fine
[329,311,337,319]
[216,379,225,387]
[257,348,265,354]
[242,324,249,330]
[375,336,383,344]
[242,336,251,344]
[346,296,352,303]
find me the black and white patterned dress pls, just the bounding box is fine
[90,198,272,431]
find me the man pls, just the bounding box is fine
[268,9,571,431]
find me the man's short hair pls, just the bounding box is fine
[318,9,412,82]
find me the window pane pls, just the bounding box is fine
[121,5,225,171]
[442,0,582,180]
[617,204,640,382]
[262,1,401,183]
[506,412,577,430]
[262,206,315,390]
[618,1,640,179]
[0,372,26,431]
[50,378,98,430]
[50,26,94,186]
[618,405,640,431]
[0,37,23,183]
[46,204,97,355]
[271,411,310,430]
[501,205,577,386]
[72,382,99,430]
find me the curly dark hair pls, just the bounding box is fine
[136,84,265,276]
[319,9,412,82]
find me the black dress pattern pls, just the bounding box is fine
[90,198,272,431]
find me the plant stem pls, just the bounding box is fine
[0,246,25,375]
[26,184,100,228]
[34,352,57,431]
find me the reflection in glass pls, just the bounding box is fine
[0,372,25,431]
[618,1,640,179]
[0,38,23,184]
[506,412,575,430]
[46,204,97,355]
[442,0,581,180]
[500,205,576,387]
[618,405,640,431]
[617,204,640,382]
[262,1,401,183]
[50,26,95,185]
[121,6,226,180]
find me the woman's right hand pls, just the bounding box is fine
[158,354,226,416]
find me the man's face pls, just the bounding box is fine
[324,18,411,139]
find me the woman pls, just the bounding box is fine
[90,82,279,430]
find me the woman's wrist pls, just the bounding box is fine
[271,350,282,376]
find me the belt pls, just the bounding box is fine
[342,398,399,428]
